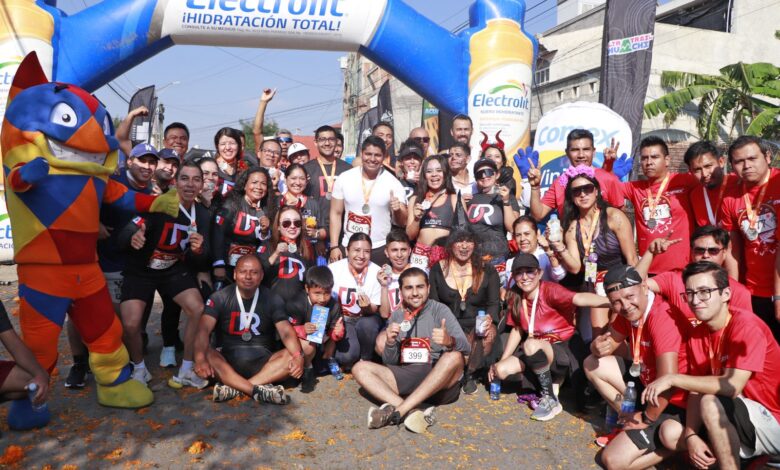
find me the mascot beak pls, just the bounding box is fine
[64,116,109,153]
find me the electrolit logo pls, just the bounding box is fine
[185,0,345,16]
[472,79,530,110]
[0,59,21,86]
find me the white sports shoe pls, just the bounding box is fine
[132,367,152,385]
[159,347,177,368]
[168,369,209,390]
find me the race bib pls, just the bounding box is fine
[584,260,598,283]
[410,244,431,271]
[641,203,672,222]
[346,212,372,236]
[228,244,255,266]
[148,251,179,270]
[401,337,431,364]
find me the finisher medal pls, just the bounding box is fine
[647,218,657,230]
[745,227,759,241]
[362,204,371,214]
[421,200,432,211]
[325,192,332,201]
[241,331,252,342]
[460,300,467,312]
[629,362,641,377]
[400,320,412,332]
[287,242,298,254]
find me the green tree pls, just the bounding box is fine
[644,62,780,141]
[239,118,279,153]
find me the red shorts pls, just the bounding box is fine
[0,360,16,387]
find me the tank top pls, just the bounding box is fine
[574,211,624,272]
[421,194,455,230]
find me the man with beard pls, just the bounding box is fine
[685,141,738,227]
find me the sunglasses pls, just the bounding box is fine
[412,136,431,144]
[692,246,724,256]
[514,269,538,278]
[571,183,596,197]
[281,219,302,228]
[475,168,496,180]
[278,137,293,143]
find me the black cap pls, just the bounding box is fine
[511,253,540,273]
[474,158,498,172]
[398,144,423,160]
[603,265,643,294]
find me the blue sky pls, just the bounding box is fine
[56,0,558,149]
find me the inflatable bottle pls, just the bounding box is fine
[468,1,535,189]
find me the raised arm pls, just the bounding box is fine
[252,88,276,154]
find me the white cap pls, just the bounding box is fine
[288,142,308,156]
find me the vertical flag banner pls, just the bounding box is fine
[128,86,156,144]
[422,100,440,155]
[599,0,657,167]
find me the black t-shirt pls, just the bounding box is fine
[259,250,315,303]
[0,302,12,334]
[466,192,519,259]
[428,262,501,331]
[212,198,268,267]
[285,295,342,332]
[204,285,287,351]
[303,158,352,199]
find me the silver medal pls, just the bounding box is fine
[745,227,759,241]
[241,331,252,342]
[421,200,432,211]
[383,265,392,277]
[400,320,412,332]
[460,301,466,312]
[287,242,297,254]
[325,192,332,201]
[629,362,641,377]
[188,223,198,235]
[362,204,371,214]
[647,218,657,230]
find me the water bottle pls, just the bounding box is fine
[489,378,501,400]
[605,404,618,429]
[547,214,562,243]
[475,310,488,337]
[26,383,47,412]
[328,358,343,381]
[621,381,637,416]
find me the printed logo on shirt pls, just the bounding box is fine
[468,204,497,225]
[337,286,360,314]
[738,204,777,255]
[234,212,263,239]
[388,286,402,311]
[278,256,306,281]
[317,175,337,196]
[132,216,145,227]
[228,310,261,335]
[206,298,214,308]
[158,222,191,251]
[215,215,224,226]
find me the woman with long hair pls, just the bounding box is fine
[429,230,500,395]
[211,166,273,283]
[260,205,315,303]
[197,156,222,214]
[213,127,245,193]
[548,165,637,337]
[281,164,327,252]
[405,154,458,270]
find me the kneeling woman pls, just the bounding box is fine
[489,253,609,422]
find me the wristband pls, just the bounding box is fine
[684,433,698,442]
[503,201,511,207]
[329,246,340,252]
[530,186,540,190]
[641,411,656,425]
[772,295,780,302]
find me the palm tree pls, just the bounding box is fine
[644,62,780,141]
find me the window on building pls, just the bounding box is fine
[573,86,580,98]
[590,81,598,94]
[557,90,564,102]
[535,56,551,86]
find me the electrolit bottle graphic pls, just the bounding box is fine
[468,0,535,190]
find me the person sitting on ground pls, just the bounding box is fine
[352,267,470,434]
[194,254,302,405]
[641,262,780,470]
[286,266,345,393]
[490,254,609,421]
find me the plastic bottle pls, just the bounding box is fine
[468,1,536,188]
[605,404,618,429]
[547,214,563,243]
[475,310,488,337]
[26,383,47,412]
[621,381,637,416]
[328,358,343,381]
[490,378,501,400]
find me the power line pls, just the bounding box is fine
[216,47,340,92]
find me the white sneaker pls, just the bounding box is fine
[132,367,152,384]
[159,347,177,368]
[168,369,209,390]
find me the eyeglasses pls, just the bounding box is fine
[412,136,430,144]
[571,183,596,197]
[514,269,538,278]
[692,246,724,256]
[475,168,496,180]
[317,137,337,144]
[281,219,302,229]
[278,137,293,143]
[262,149,281,157]
[681,287,721,302]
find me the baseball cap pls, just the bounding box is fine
[511,253,540,273]
[474,158,498,172]
[287,142,308,156]
[398,143,423,160]
[158,148,180,161]
[130,143,159,159]
[603,265,643,294]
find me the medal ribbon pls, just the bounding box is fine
[707,313,732,375]
[361,169,380,208]
[703,174,729,225]
[578,213,599,258]
[403,305,424,323]
[742,172,771,232]
[630,292,654,367]
[452,264,472,301]
[521,284,541,338]
[348,265,368,288]
[424,189,447,206]
[645,174,671,223]
[317,158,337,194]
[235,286,259,331]
[179,203,196,227]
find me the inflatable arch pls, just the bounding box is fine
[0,0,538,261]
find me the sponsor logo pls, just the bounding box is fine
[607,33,654,56]
[472,79,530,110]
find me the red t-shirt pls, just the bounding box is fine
[652,271,754,328]
[689,175,739,227]
[718,168,780,297]
[621,173,699,274]
[686,308,780,423]
[542,167,625,216]
[612,293,688,407]
[506,281,576,343]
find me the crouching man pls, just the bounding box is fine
[353,267,470,433]
[193,254,304,404]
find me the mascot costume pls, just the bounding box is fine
[0,53,178,416]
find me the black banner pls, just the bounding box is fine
[128,86,156,146]
[599,0,656,171]
[356,80,394,157]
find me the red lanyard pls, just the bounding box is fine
[403,306,424,322]
[708,313,732,375]
[349,265,367,288]
[742,172,770,231]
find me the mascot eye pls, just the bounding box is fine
[103,115,112,134]
[50,103,78,128]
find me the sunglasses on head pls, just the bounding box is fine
[412,136,431,143]
[278,137,293,143]
[571,183,596,197]
[475,168,496,180]
[693,246,724,256]
[281,219,302,228]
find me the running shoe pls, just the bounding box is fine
[252,384,288,405]
[530,396,563,421]
[212,383,241,402]
[595,428,621,448]
[367,403,400,429]
[168,370,209,390]
[461,375,478,395]
[131,367,152,385]
[65,362,89,389]
[159,346,177,368]
[404,406,436,433]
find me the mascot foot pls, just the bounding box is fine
[97,380,154,409]
[8,398,51,430]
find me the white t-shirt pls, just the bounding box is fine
[328,259,382,316]
[332,167,407,248]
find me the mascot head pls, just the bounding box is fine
[1,52,118,177]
